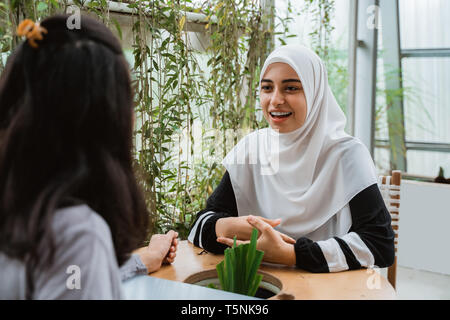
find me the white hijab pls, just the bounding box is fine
[222,44,378,239]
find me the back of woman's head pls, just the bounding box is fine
[0,14,149,268]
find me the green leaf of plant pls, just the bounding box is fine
[37,2,48,12]
[111,18,122,40]
[248,273,263,297]
[216,260,225,290]
[245,228,258,284]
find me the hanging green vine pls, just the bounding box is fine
[303,0,335,63]
[300,0,348,114]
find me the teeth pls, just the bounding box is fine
[270,112,292,116]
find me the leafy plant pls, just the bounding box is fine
[216,228,264,297]
[303,0,336,65]
[127,0,274,239]
[374,60,433,172]
[206,283,218,289]
[434,167,450,184]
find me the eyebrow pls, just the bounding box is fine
[261,79,302,84]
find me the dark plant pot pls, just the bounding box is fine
[183,268,295,300]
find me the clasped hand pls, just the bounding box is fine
[216,215,297,266]
[133,230,179,274]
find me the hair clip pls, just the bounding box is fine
[16,19,48,49]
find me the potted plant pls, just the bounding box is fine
[434,167,450,184]
[215,228,264,296]
[184,228,293,299]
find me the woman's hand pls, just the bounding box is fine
[217,216,296,266]
[133,230,178,274]
[215,215,296,244]
[162,234,178,265]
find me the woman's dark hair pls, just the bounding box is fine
[0,15,149,271]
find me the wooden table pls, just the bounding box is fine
[151,240,397,300]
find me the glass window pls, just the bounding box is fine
[374,147,391,175]
[374,0,450,178]
[399,0,450,49]
[375,54,390,141]
[406,150,450,177]
[374,7,395,168]
[402,57,450,144]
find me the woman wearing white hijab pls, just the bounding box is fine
[188,45,395,272]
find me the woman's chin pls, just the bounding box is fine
[265,115,302,133]
[269,122,297,133]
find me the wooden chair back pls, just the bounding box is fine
[378,170,401,290]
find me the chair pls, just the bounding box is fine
[378,170,401,290]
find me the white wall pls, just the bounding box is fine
[397,179,450,275]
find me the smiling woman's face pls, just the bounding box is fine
[260,62,307,133]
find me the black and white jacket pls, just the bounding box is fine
[188,171,395,273]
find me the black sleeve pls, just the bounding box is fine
[346,183,396,268]
[294,183,395,272]
[187,171,238,253]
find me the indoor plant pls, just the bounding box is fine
[215,228,264,297]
